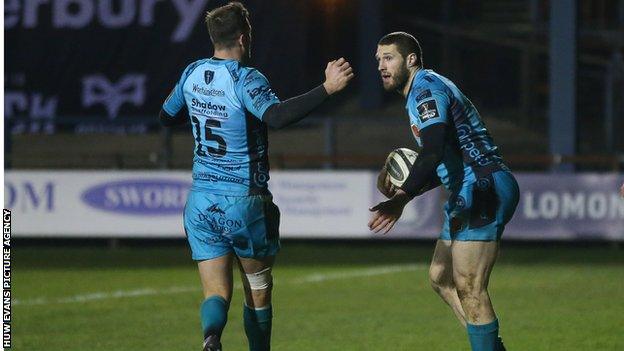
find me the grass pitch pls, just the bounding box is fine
[12,241,624,350]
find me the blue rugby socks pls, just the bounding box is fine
[243,304,273,351]
[200,295,229,339]
[467,318,500,351]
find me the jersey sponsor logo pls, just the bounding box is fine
[195,159,244,176]
[82,74,146,119]
[416,100,439,123]
[81,179,189,215]
[456,124,493,167]
[243,72,263,87]
[204,70,214,84]
[214,164,242,172]
[248,85,275,112]
[193,172,245,184]
[415,89,432,101]
[191,98,225,111]
[190,98,228,119]
[191,84,224,97]
[196,158,240,167]
[197,205,243,234]
[253,171,269,188]
[247,85,271,100]
[206,204,225,215]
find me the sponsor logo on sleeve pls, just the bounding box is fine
[416,100,439,123]
[415,89,432,101]
[243,71,264,87]
[247,85,275,111]
[247,85,270,100]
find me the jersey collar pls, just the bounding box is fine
[405,69,429,109]
[208,57,237,65]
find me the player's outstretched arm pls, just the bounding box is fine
[620,183,624,197]
[262,58,354,129]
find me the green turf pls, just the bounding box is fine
[11,242,624,350]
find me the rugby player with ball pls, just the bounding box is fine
[368,32,519,351]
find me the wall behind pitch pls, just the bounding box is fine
[4,171,624,239]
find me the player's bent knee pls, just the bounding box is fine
[429,274,443,294]
[429,264,451,291]
[429,265,443,285]
[246,267,273,291]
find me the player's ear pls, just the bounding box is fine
[406,53,417,68]
[237,33,245,48]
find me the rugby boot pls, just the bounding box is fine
[496,336,506,351]
[203,334,222,351]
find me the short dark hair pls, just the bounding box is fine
[378,32,423,67]
[205,2,250,49]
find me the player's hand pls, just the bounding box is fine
[377,165,397,198]
[323,58,354,95]
[620,182,624,198]
[368,190,411,234]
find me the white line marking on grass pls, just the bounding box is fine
[14,264,425,306]
[292,263,426,284]
[14,286,199,306]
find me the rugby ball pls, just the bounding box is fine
[385,148,419,187]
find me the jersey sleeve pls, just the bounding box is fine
[239,69,280,120]
[412,88,451,129]
[162,65,192,116]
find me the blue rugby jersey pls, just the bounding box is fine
[405,69,508,201]
[163,58,280,196]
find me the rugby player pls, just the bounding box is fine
[368,32,519,351]
[160,3,354,350]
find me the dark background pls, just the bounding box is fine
[5,0,624,169]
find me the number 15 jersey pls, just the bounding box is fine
[162,58,280,196]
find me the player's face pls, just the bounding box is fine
[376,44,409,92]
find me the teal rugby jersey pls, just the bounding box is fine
[163,58,280,196]
[406,69,508,198]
